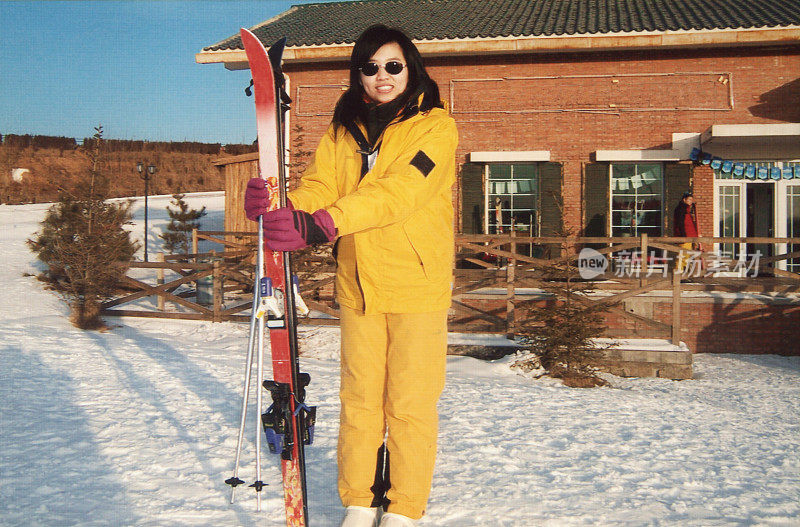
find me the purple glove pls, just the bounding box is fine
[244,178,296,221]
[244,178,268,221]
[262,207,336,251]
[244,178,275,221]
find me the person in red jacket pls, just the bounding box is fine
[673,192,701,272]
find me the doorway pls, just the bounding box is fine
[746,183,774,258]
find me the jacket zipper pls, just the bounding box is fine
[346,112,418,314]
[354,256,368,314]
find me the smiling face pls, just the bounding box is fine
[359,41,409,104]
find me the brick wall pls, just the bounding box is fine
[284,44,800,235]
[653,300,800,354]
[276,44,800,355]
[451,294,800,355]
[692,164,715,238]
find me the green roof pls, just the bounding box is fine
[203,0,800,51]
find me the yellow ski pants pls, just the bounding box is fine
[337,306,448,520]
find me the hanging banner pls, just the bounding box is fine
[691,148,796,181]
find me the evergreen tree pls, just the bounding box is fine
[516,287,610,387]
[159,194,206,254]
[512,198,611,387]
[27,126,139,329]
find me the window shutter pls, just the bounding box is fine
[460,163,484,234]
[538,162,563,236]
[584,162,609,237]
[664,162,692,236]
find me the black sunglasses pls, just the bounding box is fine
[358,61,405,76]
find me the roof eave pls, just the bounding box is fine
[196,26,800,69]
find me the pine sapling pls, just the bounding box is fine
[160,193,206,254]
[27,126,139,329]
[513,195,612,387]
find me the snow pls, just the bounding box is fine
[1,195,799,526]
[592,338,690,352]
[11,168,30,183]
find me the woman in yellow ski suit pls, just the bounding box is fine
[245,25,458,527]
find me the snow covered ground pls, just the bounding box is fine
[1,194,798,526]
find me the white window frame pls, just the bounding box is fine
[713,160,800,271]
[608,162,664,238]
[483,163,539,236]
[713,180,747,268]
[778,182,800,272]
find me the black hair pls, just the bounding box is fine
[331,24,443,133]
[682,191,694,199]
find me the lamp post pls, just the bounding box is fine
[137,162,157,261]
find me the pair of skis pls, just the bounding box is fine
[225,29,314,527]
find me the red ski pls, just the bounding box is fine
[225,28,313,527]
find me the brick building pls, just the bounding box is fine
[198,0,800,353]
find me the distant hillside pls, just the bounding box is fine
[0,134,257,204]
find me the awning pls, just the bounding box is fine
[700,123,800,159]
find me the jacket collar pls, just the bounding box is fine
[346,92,425,153]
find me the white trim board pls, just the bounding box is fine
[470,151,550,162]
[595,150,683,162]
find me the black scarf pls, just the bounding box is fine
[357,84,424,147]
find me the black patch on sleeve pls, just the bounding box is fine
[410,150,435,177]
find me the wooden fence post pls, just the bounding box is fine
[672,269,682,345]
[212,255,222,322]
[506,228,516,338]
[156,253,165,311]
[192,228,199,259]
[640,233,649,285]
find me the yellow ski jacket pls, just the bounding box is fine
[288,106,458,314]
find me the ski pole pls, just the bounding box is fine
[251,214,267,511]
[224,258,262,503]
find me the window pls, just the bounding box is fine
[718,184,742,260]
[486,163,538,235]
[788,185,800,272]
[610,163,663,237]
[713,160,800,265]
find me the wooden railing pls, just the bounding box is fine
[452,233,800,343]
[102,231,800,342]
[101,230,338,324]
[101,250,254,322]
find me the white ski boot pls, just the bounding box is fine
[379,512,417,527]
[340,506,381,527]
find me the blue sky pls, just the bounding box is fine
[1,0,343,144]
